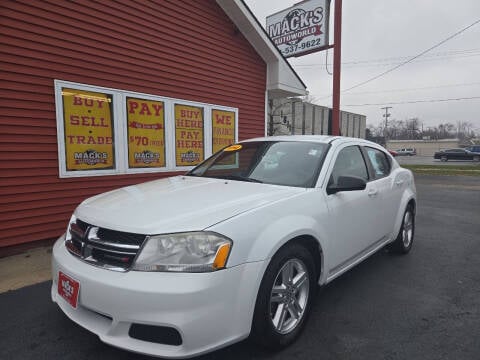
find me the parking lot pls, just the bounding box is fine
[1,174,479,360]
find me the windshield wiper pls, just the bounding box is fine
[213,175,263,183]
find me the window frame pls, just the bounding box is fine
[55,80,238,178]
[326,145,370,191]
[361,146,392,180]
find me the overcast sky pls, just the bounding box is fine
[244,0,480,131]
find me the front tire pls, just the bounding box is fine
[388,205,415,254]
[441,155,448,162]
[251,243,317,349]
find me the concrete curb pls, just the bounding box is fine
[0,246,52,293]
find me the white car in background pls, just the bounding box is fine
[396,148,417,156]
[52,136,416,358]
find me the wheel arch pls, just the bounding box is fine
[283,235,323,282]
[392,194,417,240]
[407,198,416,214]
[260,234,325,285]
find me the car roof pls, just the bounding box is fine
[241,135,336,144]
[240,135,378,147]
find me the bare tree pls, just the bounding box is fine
[267,99,297,136]
[456,120,475,140]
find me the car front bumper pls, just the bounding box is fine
[51,236,266,358]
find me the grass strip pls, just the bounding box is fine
[402,164,480,176]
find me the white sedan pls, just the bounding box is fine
[51,135,416,358]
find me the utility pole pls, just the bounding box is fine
[410,118,417,139]
[381,106,392,143]
[331,0,342,136]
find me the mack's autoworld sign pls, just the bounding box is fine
[266,0,329,58]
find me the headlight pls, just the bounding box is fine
[132,232,232,272]
[65,214,77,242]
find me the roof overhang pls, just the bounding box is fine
[216,0,307,99]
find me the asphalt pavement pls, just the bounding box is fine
[1,174,479,360]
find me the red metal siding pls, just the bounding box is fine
[0,0,267,249]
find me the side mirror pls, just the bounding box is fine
[327,176,367,195]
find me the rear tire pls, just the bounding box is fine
[251,243,317,349]
[388,205,415,254]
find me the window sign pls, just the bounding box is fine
[62,88,115,171]
[212,109,236,153]
[174,104,204,166]
[56,81,238,178]
[127,97,166,168]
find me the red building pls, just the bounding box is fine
[0,0,306,252]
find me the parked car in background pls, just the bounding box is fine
[434,148,480,162]
[388,149,398,157]
[52,136,417,358]
[465,145,480,154]
[396,148,417,156]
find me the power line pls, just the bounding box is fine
[325,48,332,75]
[324,19,480,96]
[296,52,480,69]
[310,81,480,97]
[294,48,480,67]
[342,96,480,107]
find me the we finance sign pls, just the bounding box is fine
[267,0,329,58]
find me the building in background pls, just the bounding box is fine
[269,98,366,138]
[386,139,462,156]
[0,0,306,251]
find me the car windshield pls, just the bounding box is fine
[187,141,329,188]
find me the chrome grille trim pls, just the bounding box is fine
[86,237,141,250]
[89,245,138,256]
[65,221,147,272]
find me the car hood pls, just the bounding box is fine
[75,176,304,234]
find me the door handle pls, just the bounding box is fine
[395,180,404,186]
[368,189,378,197]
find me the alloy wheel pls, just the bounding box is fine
[269,259,310,334]
[402,211,414,248]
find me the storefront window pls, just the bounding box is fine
[127,97,166,169]
[55,81,237,177]
[212,109,236,153]
[174,104,204,167]
[61,88,115,172]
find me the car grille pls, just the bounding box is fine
[65,219,147,272]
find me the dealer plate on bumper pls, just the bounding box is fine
[58,271,80,309]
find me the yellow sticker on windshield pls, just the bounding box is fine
[224,144,242,152]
